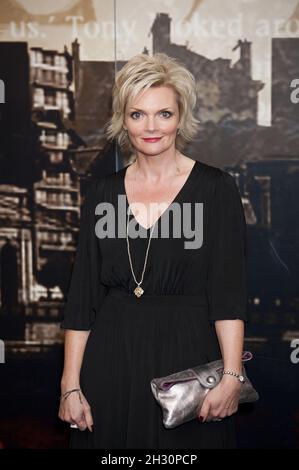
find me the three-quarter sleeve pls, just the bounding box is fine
[61,179,107,330]
[207,171,248,323]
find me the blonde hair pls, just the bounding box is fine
[105,53,200,153]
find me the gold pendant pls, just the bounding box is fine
[134,286,144,297]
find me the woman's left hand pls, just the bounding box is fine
[197,375,242,422]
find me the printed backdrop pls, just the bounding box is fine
[0,0,299,449]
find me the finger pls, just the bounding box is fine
[218,405,236,419]
[74,414,87,431]
[83,405,94,432]
[61,410,70,423]
[77,421,87,431]
[58,404,66,421]
[226,407,237,417]
[207,406,221,422]
[198,401,211,422]
[212,408,227,420]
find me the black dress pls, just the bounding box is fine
[61,159,248,449]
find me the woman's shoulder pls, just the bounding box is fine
[197,160,235,188]
[194,161,241,205]
[84,175,107,198]
[85,167,125,201]
[197,160,229,180]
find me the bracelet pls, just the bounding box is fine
[60,388,82,403]
[222,370,245,383]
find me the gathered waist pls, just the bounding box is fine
[106,286,209,307]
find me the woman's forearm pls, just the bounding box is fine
[214,319,244,374]
[61,330,90,392]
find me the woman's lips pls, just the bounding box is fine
[142,137,162,143]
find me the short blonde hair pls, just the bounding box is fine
[105,53,200,153]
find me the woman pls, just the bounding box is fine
[58,53,248,449]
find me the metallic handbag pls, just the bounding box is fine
[150,351,259,429]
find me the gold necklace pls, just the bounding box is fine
[126,208,157,297]
[125,155,181,297]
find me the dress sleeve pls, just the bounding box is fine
[206,171,248,323]
[60,179,107,330]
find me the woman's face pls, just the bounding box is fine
[123,85,180,156]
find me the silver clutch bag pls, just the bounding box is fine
[150,351,259,429]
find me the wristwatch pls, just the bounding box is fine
[222,369,245,383]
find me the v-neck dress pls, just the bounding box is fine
[61,159,248,449]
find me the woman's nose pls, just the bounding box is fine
[145,117,157,132]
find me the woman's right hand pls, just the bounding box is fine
[58,389,93,432]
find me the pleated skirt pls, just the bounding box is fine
[69,287,237,449]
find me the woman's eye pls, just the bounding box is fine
[131,112,141,119]
[130,111,172,119]
[161,111,172,118]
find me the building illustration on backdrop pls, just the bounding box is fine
[0,12,298,348]
[0,41,81,343]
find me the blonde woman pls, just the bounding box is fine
[59,53,248,449]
